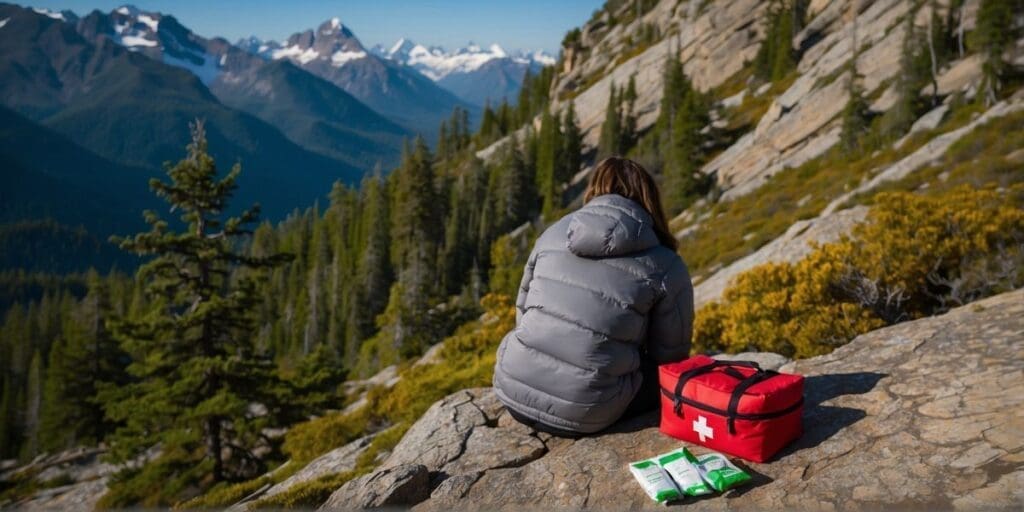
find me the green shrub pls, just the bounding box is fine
[175,476,271,510]
[250,471,359,509]
[280,407,371,467]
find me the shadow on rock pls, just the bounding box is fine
[605,409,661,434]
[775,372,888,460]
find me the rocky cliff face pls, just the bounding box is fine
[315,288,1024,510]
[481,0,1023,205]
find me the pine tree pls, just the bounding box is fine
[621,75,639,151]
[754,0,802,82]
[971,0,1013,105]
[478,102,499,143]
[657,51,687,137]
[20,350,41,459]
[887,13,926,138]
[664,88,711,214]
[346,172,392,364]
[390,137,442,358]
[598,83,623,158]
[559,101,583,187]
[536,108,563,220]
[39,337,67,451]
[497,135,534,232]
[101,121,292,493]
[840,15,872,155]
[437,121,450,161]
[517,69,534,123]
[0,376,17,458]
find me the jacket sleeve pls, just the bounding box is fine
[646,259,694,363]
[515,249,539,325]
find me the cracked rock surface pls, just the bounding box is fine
[346,289,1023,510]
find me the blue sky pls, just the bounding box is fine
[27,0,602,53]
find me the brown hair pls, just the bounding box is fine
[584,157,678,251]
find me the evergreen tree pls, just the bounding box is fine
[560,101,583,187]
[664,88,711,214]
[753,0,803,82]
[390,137,442,358]
[598,83,623,158]
[0,376,17,458]
[101,121,292,495]
[38,271,127,452]
[840,38,872,154]
[497,136,534,232]
[478,102,499,144]
[20,350,41,459]
[39,337,67,451]
[536,108,563,220]
[657,51,687,138]
[346,172,392,363]
[971,0,1014,105]
[887,13,928,138]
[621,75,639,151]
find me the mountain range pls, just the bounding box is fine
[371,39,555,106]
[0,2,557,272]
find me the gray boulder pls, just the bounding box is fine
[319,464,430,510]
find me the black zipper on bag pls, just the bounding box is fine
[659,387,804,421]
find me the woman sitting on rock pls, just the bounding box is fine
[494,156,694,435]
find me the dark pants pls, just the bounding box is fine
[507,355,661,438]
[623,356,661,417]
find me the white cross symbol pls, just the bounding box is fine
[693,415,714,442]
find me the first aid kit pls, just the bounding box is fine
[658,355,804,462]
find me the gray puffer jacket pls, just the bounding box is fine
[493,194,694,434]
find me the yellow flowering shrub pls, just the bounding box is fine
[695,185,1024,358]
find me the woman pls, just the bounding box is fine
[493,156,694,436]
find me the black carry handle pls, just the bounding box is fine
[726,369,778,434]
[670,359,764,417]
[669,359,784,435]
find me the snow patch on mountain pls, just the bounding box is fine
[162,51,221,84]
[32,7,74,21]
[0,18,9,29]
[137,13,159,32]
[120,34,157,47]
[331,50,367,67]
[271,45,320,65]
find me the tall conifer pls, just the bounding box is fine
[101,121,292,491]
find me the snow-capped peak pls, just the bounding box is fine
[388,37,415,58]
[96,6,223,84]
[106,6,162,50]
[243,18,368,69]
[380,38,553,81]
[114,5,140,17]
[320,17,344,35]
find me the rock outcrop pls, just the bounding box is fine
[692,205,869,308]
[1,446,158,511]
[326,288,1024,510]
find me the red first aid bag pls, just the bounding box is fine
[658,355,804,463]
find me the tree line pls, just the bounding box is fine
[0,63,589,505]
